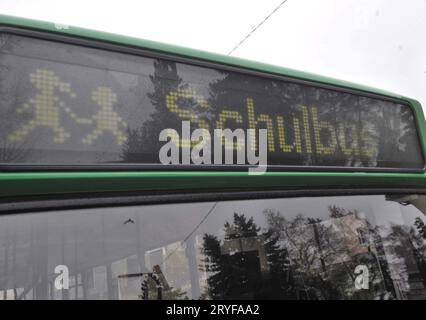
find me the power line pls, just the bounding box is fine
[160,202,218,265]
[228,0,289,56]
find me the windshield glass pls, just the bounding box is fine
[1,194,426,300]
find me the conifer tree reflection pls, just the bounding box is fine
[121,59,190,162]
[199,206,394,300]
[201,213,295,299]
[200,208,426,300]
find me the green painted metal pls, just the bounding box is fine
[0,14,425,199]
[0,14,414,99]
[1,171,426,198]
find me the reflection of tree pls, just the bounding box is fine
[328,205,359,219]
[118,53,421,168]
[209,72,308,165]
[415,217,426,239]
[264,210,339,299]
[413,218,426,281]
[0,34,33,162]
[201,213,295,299]
[121,59,210,163]
[358,98,421,168]
[0,141,31,163]
[200,207,393,300]
[121,60,186,162]
[386,221,426,298]
[398,104,420,161]
[263,206,391,299]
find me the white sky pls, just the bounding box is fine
[1,0,426,110]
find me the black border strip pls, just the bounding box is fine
[1,187,425,215]
[0,26,425,173]
[1,163,425,172]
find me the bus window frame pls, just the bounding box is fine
[0,26,425,173]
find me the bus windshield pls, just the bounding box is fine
[1,194,426,300]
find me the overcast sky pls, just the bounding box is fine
[1,0,426,110]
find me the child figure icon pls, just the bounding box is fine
[8,69,76,143]
[64,86,127,146]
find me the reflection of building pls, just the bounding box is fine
[286,212,373,268]
[116,241,195,300]
[382,231,426,300]
[145,241,191,295]
[283,212,426,300]
[283,212,385,298]
[323,212,373,264]
[221,236,269,274]
[117,234,216,300]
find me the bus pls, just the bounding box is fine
[0,14,426,300]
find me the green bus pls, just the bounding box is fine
[1,14,426,300]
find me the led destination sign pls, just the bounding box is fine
[0,33,423,170]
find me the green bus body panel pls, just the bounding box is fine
[1,172,426,198]
[0,14,426,199]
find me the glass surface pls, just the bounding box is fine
[0,33,423,168]
[0,194,426,299]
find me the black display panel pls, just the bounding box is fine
[0,33,423,170]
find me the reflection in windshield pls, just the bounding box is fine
[0,195,426,300]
